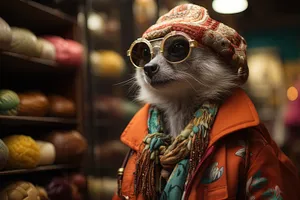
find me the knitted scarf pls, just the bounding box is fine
[135,102,219,200]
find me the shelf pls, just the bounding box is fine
[0,51,77,74]
[0,115,77,126]
[0,0,77,36]
[0,164,79,176]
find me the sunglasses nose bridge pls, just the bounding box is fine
[151,41,162,54]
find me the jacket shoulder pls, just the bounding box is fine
[246,123,284,159]
[231,123,283,161]
[247,123,299,173]
[222,123,285,162]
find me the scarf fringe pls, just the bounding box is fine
[135,149,157,200]
[187,112,211,182]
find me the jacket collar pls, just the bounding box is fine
[120,88,260,151]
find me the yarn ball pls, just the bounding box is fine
[37,38,56,60]
[46,178,73,200]
[69,173,87,190]
[17,91,50,117]
[0,139,9,170]
[44,130,87,164]
[94,140,128,167]
[0,181,40,200]
[36,140,56,166]
[43,36,83,66]
[71,184,82,200]
[3,135,40,169]
[0,17,12,51]
[48,95,76,117]
[36,186,49,200]
[9,27,40,57]
[90,50,126,78]
[0,90,20,116]
[0,107,18,116]
[133,0,157,24]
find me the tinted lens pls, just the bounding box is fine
[163,35,190,62]
[130,42,151,67]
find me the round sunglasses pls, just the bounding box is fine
[127,31,199,68]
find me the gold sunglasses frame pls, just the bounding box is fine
[127,31,198,68]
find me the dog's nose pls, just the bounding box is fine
[144,63,159,79]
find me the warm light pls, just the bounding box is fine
[287,86,298,101]
[212,0,248,14]
[88,13,104,31]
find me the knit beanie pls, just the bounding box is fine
[142,4,248,83]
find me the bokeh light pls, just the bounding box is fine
[287,86,298,101]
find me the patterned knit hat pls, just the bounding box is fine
[143,4,248,84]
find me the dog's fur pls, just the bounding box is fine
[135,40,241,137]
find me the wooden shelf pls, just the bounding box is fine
[0,115,77,126]
[0,164,79,176]
[0,0,76,36]
[0,51,76,74]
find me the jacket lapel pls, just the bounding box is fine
[120,104,149,151]
[209,88,260,147]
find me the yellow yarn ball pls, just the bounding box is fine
[3,135,40,169]
[91,50,126,78]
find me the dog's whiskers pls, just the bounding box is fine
[114,77,136,86]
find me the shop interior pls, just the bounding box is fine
[0,0,300,199]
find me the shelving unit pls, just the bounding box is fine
[0,115,77,126]
[0,51,77,73]
[0,164,80,176]
[0,0,87,198]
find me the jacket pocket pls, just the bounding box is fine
[204,186,228,200]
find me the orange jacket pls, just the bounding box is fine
[114,89,300,200]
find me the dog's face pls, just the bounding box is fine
[135,37,240,106]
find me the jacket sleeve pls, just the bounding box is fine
[246,142,300,200]
[111,149,136,200]
[112,192,123,200]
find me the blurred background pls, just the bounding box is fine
[1,0,300,199]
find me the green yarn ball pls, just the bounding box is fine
[0,90,20,114]
[0,107,18,116]
[0,139,9,170]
